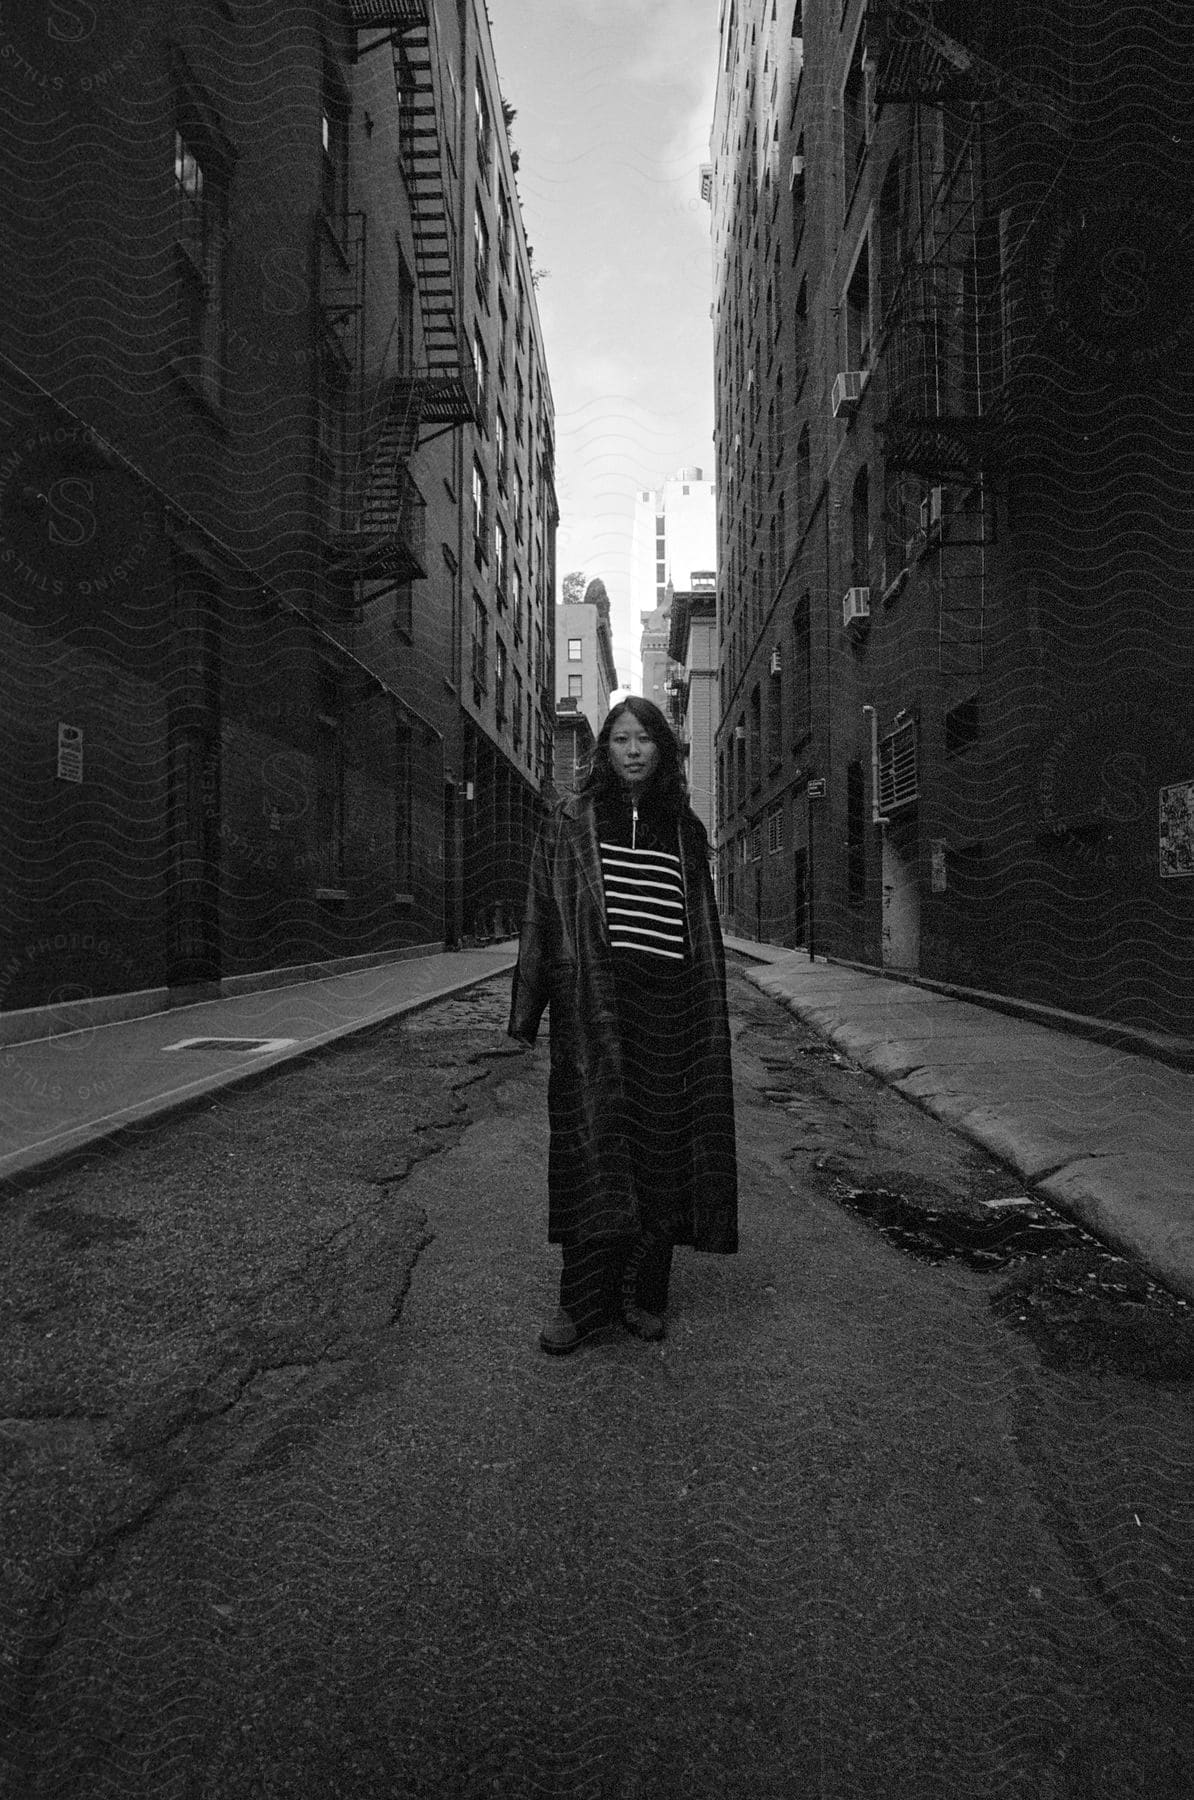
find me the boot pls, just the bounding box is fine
[538,1307,582,1355]
[620,1239,666,1341]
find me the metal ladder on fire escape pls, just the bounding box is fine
[872,12,1008,685]
[340,0,478,582]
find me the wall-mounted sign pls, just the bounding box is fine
[57,722,83,783]
[806,778,826,800]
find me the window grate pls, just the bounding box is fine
[878,719,918,812]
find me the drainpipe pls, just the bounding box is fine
[862,705,890,827]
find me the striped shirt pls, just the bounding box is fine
[599,840,686,961]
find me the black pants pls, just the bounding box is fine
[559,1234,675,1335]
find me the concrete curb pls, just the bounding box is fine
[0,954,517,1195]
[740,953,1194,1303]
[722,937,1194,1071]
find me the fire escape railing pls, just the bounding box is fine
[329,0,476,594]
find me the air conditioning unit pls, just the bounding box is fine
[788,152,805,190]
[842,586,871,632]
[769,647,782,675]
[920,486,944,534]
[832,370,867,418]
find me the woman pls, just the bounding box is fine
[508,696,738,1354]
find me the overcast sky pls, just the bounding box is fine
[489,0,721,690]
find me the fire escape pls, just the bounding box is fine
[869,1,1038,679]
[326,0,478,592]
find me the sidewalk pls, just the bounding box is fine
[726,938,1194,1302]
[0,945,518,1191]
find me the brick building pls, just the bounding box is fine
[0,0,556,1019]
[709,0,1193,1036]
[556,577,618,741]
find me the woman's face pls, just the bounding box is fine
[608,712,659,789]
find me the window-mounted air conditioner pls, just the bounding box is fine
[832,370,866,418]
[842,586,871,632]
[788,152,805,190]
[769,647,782,675]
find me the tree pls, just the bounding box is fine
[561,571,587,606]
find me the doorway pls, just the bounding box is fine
[881,811,920,971]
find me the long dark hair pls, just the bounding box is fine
[582,696,688,820]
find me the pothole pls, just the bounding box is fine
[829,1180,1194,1380]
[831,1184,1091,1269]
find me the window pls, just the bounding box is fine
[471,460,488,565]
[494,519,507,601]
[767,803,783,854]
[472,328,489,424]
[878,156,904,319]
[512,465,523,537]
[842,28,870,205]
[792,592,811,743]
[473,192,490,297]
[444,57,460,173]
[396,255,415,373]
[750,684,762,791]
[793,275,808,381]
[495,409,507,489]
[471,593,488,689]
[846,238,872,370]
[767,655,782,765]
[320,76,349,232]
[495,636,507,719]
[568,673,583,697]
[850,465,871,589]
[513,670,524,748]
[497,179,512,276]
[173,126,228,408]
[474,72,492,183]
[512,566,523,642]
[394,580,413,641]
[945,694,980,756]
[795,424,810,535]
[567,637,582,661]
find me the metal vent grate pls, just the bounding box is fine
[879,719,919,812]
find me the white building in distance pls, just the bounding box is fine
[630,467,717,628]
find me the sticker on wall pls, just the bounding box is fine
[1159,780,1194,879]
[57,723,83,783]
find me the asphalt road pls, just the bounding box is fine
[1,963,1192,1798]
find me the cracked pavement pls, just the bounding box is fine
[1,967,1192,1798]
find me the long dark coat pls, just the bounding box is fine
[508,791,738,1253]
